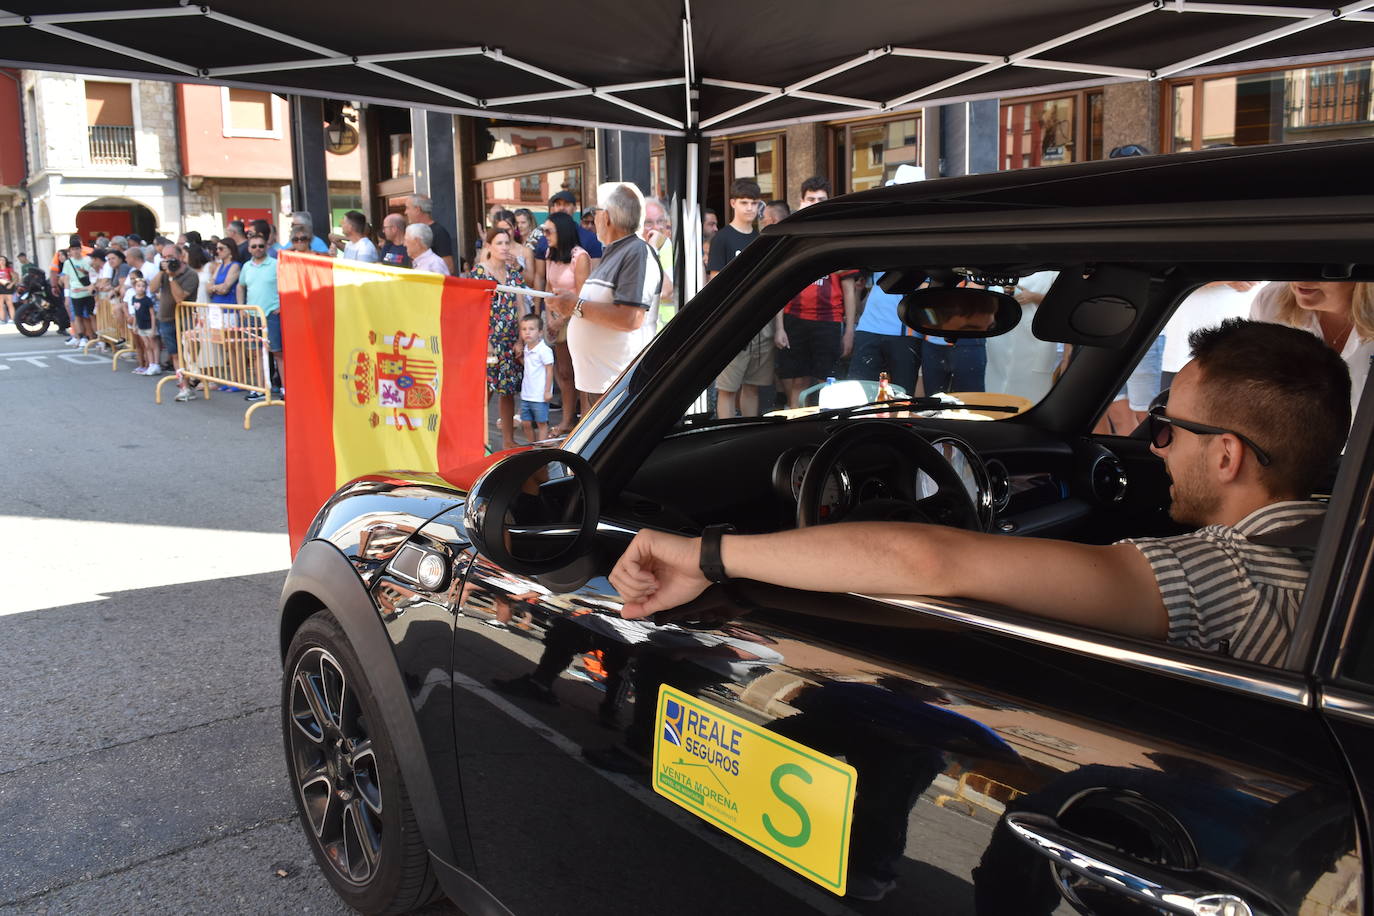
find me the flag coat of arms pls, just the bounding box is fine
[279,253,495,553]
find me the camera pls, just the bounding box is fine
[164,258,180,272]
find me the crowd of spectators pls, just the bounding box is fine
[16,186,1368,450]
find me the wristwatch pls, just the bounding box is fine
[698,524,735,584]
[573,299,585,318]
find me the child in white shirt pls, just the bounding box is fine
[518,313,555,442]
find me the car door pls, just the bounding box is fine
[447,504,1362,915]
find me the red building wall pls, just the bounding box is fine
[0,69,27,187]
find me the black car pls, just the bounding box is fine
[278,140,1374,916]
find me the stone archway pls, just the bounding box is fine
[76,198,156,243]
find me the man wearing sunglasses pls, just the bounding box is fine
[611,319,1352,667]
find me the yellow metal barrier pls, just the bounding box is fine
[155,302,282,429]
[81,293,138,369]
[934,771,1025,818]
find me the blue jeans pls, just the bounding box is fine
[850,330,919,395]
[1117,334,1165,410]
[921,338,986,394]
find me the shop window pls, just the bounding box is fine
[706,134,786,215]
[1001,96,1077,170]
[1168,59,1374,152]
[832,117,921,195]
[220,87,281,139]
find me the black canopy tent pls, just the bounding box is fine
[4,0,1373,293]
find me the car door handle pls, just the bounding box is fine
[1005,812,1255,916]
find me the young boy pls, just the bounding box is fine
[518,313,555,441]
[708,178,771,419]
[129,275,161,375]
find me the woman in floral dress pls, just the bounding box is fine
[470,226,525,450]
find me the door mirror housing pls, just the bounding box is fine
[464,448,600,575]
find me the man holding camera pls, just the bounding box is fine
[147,243,199,400]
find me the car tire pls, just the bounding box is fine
[282,611,441,914]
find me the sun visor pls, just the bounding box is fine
[1032,265,1151,348]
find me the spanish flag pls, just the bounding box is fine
[279,252,495,554]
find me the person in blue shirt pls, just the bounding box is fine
[271,211,330,258]
[850,271,919,396]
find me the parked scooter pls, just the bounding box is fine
[13,267,70,338]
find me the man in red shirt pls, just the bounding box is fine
[774,177,857,408]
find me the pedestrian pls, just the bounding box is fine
[281,211,330,255]
[147,243,199,398]
[0,255,15,323]
[61,241,97,347]
[185,241,212,304]
[250,220,276,258]
[287,230,315,257]
[404,224,449,275]
[518,313,555,442]
[379,214,410,267]
[470,225,525,450]
[334,210,378,262]
[404,195,456,274]
[775,177,857,408]
[208,239,241,303]
[709,178,768,418]
[514,209,542,252]
[641,196,676,336]
[531,188,604,293]
[226,220,251,262]
[540,211,590,435]
[128,274,160,375]
[237,234,281,403]
[548,182,663,415]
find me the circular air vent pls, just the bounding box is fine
[1089,454,1128,505]
[985,459,1011,514]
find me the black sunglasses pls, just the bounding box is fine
[1147,405,1271,466]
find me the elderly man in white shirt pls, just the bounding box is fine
[404,223,450,276]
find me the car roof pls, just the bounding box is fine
[774,138,1374,228]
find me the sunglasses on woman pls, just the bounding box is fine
[1146,405,1271,466]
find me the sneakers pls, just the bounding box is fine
[64,336,80,347]
[132,366,148,375]
[244,391,266,402]
[174,387,197,402]
[143,364,162,376]
[491,673,559,706]
[846,874,898,902]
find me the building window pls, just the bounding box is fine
[833,116,921,195]
[477,120,584,162]
[389,133,413,179]
[482,167,583,220]
[706,133,785,216]
[1167,58,1374,152]
[85,81,135,166]
[1001,96,1078,170]
[220,87,282,139]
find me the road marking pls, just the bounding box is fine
[0,516,290,616]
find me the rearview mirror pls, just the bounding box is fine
[464,449,600,575]
[898,286,1021,339]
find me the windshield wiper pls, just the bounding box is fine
[812,397,1020,421]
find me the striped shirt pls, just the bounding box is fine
[1121,500,1325,666]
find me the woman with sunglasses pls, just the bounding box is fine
[541,211,590,435]
[207,240,241,304]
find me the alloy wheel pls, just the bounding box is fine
[288,646,384,885]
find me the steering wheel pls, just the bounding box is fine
[796,420,982,531]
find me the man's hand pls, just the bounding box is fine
[841,326,854,358]
[775,328,790,349]
[548,291,576,319]
[610,529,709,619]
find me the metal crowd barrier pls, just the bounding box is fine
[82,292,139,369]
[154,302,282,429]
[934,771,1025,818]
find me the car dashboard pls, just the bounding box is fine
[615,415,1146,542]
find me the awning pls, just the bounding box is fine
[2,1,1373,136]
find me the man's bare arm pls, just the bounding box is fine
[611,523,1167,640]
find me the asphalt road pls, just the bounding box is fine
[0,323,379,915]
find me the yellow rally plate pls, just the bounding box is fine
[652,685,856,895]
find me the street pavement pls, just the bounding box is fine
[0,323,428,915]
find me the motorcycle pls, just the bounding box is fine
[13,268,70,338]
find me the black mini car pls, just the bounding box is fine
[279,140,1374,916]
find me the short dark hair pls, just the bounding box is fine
[801,176,831,197]
[344,210,367,233]
[251,219,272,239]
[228,220,245,235]
[729,179,761,200]
[520,312,544,329]
[765,200,791,218]
[1189,318,1351,498]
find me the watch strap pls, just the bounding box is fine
[699,524,735,584]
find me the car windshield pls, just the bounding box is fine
[675,269,1367,429]
[678,266,1066,426]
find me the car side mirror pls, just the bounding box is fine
[463,448,600,575]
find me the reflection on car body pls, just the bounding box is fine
[278,141,1374,916]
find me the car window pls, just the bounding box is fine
[679,266,1065,425]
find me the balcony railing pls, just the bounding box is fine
[88,125,136,166]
